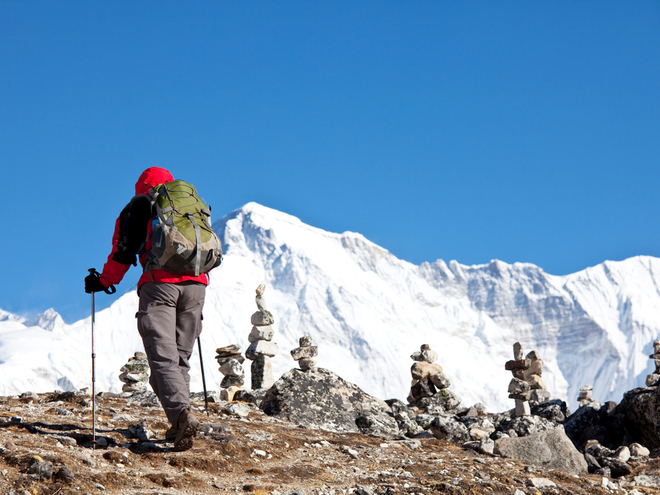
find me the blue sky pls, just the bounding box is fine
[1,1,659,323]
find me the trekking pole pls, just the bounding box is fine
[87,268,115,449]
[89,269,97,449]
[197,337,210,416]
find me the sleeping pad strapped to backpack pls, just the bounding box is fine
[146,180,223,277]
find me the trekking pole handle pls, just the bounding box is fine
[88,268,117,294]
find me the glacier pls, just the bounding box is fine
[0,202,659,413]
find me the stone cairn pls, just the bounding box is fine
[119,352,149,393]
[290,335,318,370]
[578,385,595,407]
[522,350,551,403]
[246,284,279,389]
[505,342,531,417]
[216,344,245,401]
[645,340,660,387]
[407,344,452,406]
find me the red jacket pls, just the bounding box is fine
[99,167,208,291]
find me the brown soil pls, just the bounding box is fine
[0,393,658,495]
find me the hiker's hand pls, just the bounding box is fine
[85,271,106,294]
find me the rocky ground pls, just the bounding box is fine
[1,392,660,495]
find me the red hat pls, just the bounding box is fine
[135,167,174,195]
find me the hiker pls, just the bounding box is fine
[84,167,222,451]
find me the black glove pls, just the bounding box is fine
[85,272,106,293]
[85,269,116,294]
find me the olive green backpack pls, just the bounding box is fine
[146,180,223,277]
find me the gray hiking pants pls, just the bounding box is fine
[136,281,206,425]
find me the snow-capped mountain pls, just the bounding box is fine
[1,202,659,413]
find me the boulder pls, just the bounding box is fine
[496,414,556,438]
[531,399,568,424]
[420,389,461,415]
[616,386,660,449]
[260,368,398,437]
[494,428,588,475]
[429,415,469,443]
[564,401,626,450]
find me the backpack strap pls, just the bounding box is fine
[186,213,202,277]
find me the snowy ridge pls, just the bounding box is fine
[0,202,659,412]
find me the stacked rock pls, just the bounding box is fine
[119,352,149,393]
[645,340,660,387]
[578,385,595,407]
[505,342,531,417]
[407,344,452,406]
[290,335,318,370]
[246,284,279,389]
[216,344,245,401]
[523,350,551,403]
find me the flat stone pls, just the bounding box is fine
[526,478,556,488]
[122,383,147,393]
[221,375,245,388]
[119,372,148,383]
[219,359,245,378]
[649,353,660,360]
[508,393,531,400]
[224,402,251,419]
[505,359,531,371]
[291,345,318,360]
[248,325,274,343]
[410,362,443,380]
[216,345,241,357]
[246,340,279,359]
[580,385,594,392]
[120,360,149,374]
[495,428,588,475]
[251,310,274,326]
[216,354,245,366]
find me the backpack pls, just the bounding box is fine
[145,180,223,277]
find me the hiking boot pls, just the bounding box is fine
[173,409,199,452]
[165,425,178,442]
